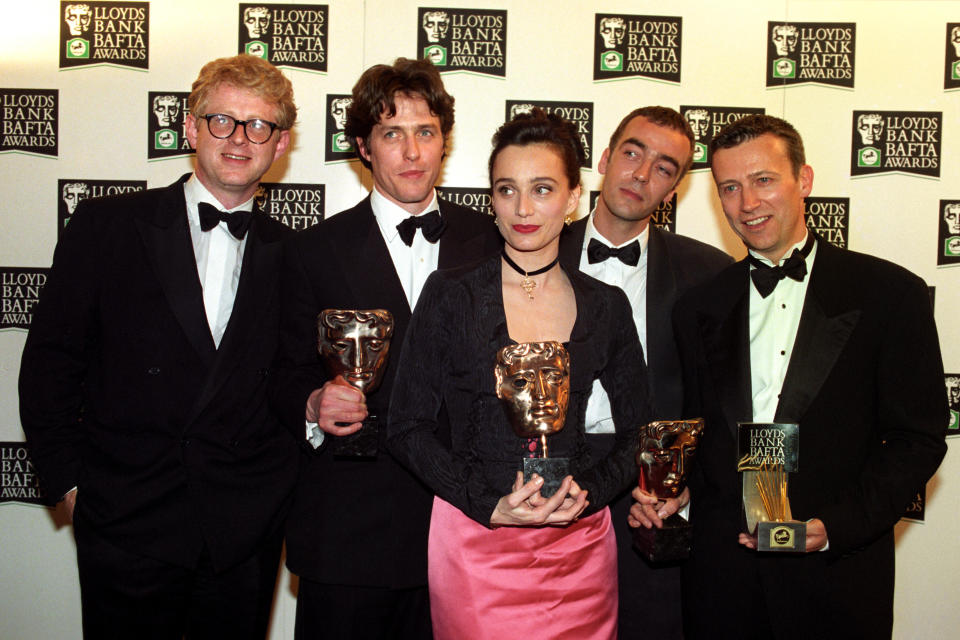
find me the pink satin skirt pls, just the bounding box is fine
[428,496,618,640]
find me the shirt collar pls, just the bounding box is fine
[371,186,439,242]
[748,230,817,268]
[583,208,650,252]
[184,173,255,224]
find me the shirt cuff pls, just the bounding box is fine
[306,421,324,449]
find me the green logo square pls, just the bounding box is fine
[154,129,178,150]
[945,236,960,257]
[245,41,268,59]
[600,51,623,72]
[952,60,960,81]
[331,132,353,152]
[857,146,880,167]
[66,38,90,59]
[424,45,447,66]
[693,142,708,163]
[772,57,795,79]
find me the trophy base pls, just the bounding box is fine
[755,520,806,552]
[632,513,693,563]
[332,416,379,459]
[523,457,570,498]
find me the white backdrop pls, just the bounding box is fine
[1,1,957,638]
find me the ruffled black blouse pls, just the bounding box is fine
[387,254,653,526]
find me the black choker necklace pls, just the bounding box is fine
[501,250,560,300]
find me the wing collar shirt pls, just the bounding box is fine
[371,186,441,310]
[578,210,649,434]
[749,232,818,422]
[184,174,252,348]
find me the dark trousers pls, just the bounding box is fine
[295,578,432,640]
[74,513,283,640]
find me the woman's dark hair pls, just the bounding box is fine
[488,108,585,189]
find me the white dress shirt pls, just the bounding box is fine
[183,175,252,347]
[749,233,817,422]
[578,211,650,434]
[306,187,442,448]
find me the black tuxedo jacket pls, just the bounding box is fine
[271,196,501,589]
[674,237,947,638]
[559,217,731,639]
[19,175,298,572]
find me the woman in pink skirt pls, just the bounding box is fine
[389,109,653,640]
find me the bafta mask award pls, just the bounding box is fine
[633,419,704,563]
[495,341,571,498]
[317,309,394,458]
[737,423,805,552]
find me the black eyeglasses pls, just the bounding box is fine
[198,113,280,144]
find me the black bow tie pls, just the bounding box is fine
[748,235,815,298]
[396,210,445,246]
[197,202,253,240]
[587,238,641,266]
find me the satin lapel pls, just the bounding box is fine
[334,199,411,320]
[645,225,677,413]
[436,199,495,270]
[774,243,860,423]
[133,178,216,366]
[698,261,752,438]
[187,213,280,420]
[557,217,588,272]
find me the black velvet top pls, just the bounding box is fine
[387,255,653,526]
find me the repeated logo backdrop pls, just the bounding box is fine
[2,3,959,638]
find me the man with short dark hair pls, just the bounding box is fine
[19,54,298,639]
[272,57,500,639]
[558,105,731,639]
[633,114,947,637]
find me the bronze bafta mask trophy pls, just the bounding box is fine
[495,341,571,498]
[317,309,394,457]
[633,419,704,563]
[736,423,805,552]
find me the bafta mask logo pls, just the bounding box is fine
[857,113,884,146]
[684,109,710,141]
[62,182,90,215]
[771,24,799,56]
[243,6,271,39]
[64,4,92,36]
[636,419,704,499]
[152,95,181,127]
[945,203,960,235]
[952,26,960,57]
[495,341,570,438]
[318,309,394,394]
[330,97,351,130]
[509,103,535,120]
[422,11,450,43]
[599,16,626,49]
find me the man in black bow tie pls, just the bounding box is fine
[271,57,500,639]
[641,114,946,638]
[558,106,731,640]
[19,55,298,638]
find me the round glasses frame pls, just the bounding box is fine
[198,113,280,144]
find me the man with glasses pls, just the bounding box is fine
[20,55,297,639]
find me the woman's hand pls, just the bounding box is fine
[490,472,588,527]
[628,486,689,529]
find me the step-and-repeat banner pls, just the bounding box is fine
[2,2,957,638]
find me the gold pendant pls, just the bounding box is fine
[520,276,536,299]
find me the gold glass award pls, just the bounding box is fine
[736,423,805,552]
